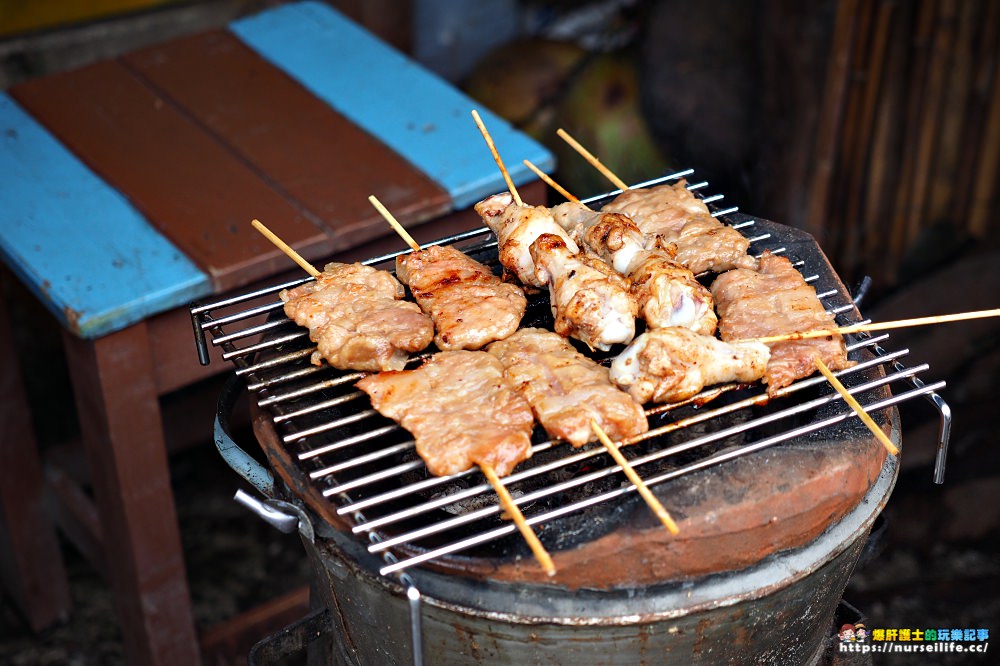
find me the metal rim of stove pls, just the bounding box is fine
[191,170,952,582]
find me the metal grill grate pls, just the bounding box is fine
[191,171,951,576]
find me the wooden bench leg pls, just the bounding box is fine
[63,323,200,666]
[0,299,72,631]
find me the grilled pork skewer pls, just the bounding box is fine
[530,234,637,350]
[252,219,434,372]
[601,179,757,275]
[551,201,717,336]
[368,193,556,575]
[356,351,534,477]
[610,327,771,404]
[366,195,527,351]
[487,328,648,447]
[279,262,434,371]
[396,244,527,351]
[711,251,855,395]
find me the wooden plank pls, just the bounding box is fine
[953,0,999,228]
[122,30,452,253]
[887,0,938,281]
[230,1,554,209]
[969,53,1000,237]
[10,59,335,294]
[63,323,200,666]
[0,94,210,338]
[844,1,895,279]
[862,1,910,288]
[967,2,1000,238]
[904,0,958,248]
[0,0,181,38]
[200,585,311,665]
[804,0,859,243]
[45,463,107,580]
[0,289,72,631]
[928,0,980,223]
[832,0,875,273]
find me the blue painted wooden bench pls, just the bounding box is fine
[0,3,552,663]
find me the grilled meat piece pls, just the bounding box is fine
[356,351,535,477]
[488,328,648,447]
[658,213,757,275]
[625,250,717,336]
[711,251,855,394]
[602,180,710,237]
[552,202,717,335]
[280,262,434,371]
[602,179,756,274]
[475,192,580,287]
[550,202,646,274]
[610,327,771,404]
[396,245,526,351]
[530,233,637,351]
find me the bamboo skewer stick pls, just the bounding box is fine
[591,420,680,535]
[749,309,1000,344]
[367,194,556,576]
[471,109,523,206]
[368,195,420,252]
[252,219,320,277]
[556,128,630,191]
[481,462,556,576]
[522,159,585,206]
[814,357,899,456]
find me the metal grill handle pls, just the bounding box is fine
[214,373,275,496]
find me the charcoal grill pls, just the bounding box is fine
[191,171,951,665]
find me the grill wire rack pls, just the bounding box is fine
[191,170,951,577]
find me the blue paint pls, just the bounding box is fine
[0,95,211,338]
[231,1,555,209]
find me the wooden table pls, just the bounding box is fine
[0,3,551,664]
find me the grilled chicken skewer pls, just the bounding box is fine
[474,191,579,287]
[550,199,717,336]
[556,129,755,275]
[531,233,637,350]
[610,327,771,404]
[602,179,756,275]
[489,330,679,535]
[487,328,648,447]
[521,160,717,337]
[471,118,636,351]
[357,350,535,477]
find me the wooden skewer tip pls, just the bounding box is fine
[556,128,630,192]
[522,159,584,206]
[814,358,899,456]
[591,420,680,535]
[251,218,320,277]
[480,463,556,576]
[752,308,1000,344]
[368,195,421,252]
[471,109,523,206]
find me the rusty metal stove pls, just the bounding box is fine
[192,172,951,665]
